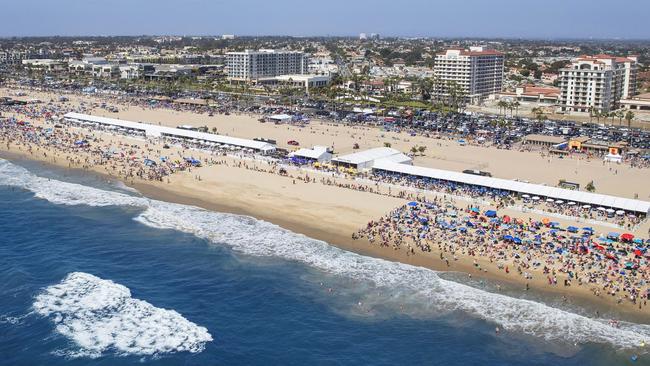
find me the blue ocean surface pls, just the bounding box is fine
[0,157,647,365]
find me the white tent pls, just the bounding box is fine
[333,147,412,171]
[268,114,292,122]
[371,160,650,214]
[64,112,276,154]
[289,146,332,162]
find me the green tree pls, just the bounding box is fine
[417,146,427,156]
[497,100,508,117]
[512,101,520,117]
[616,109,625,125]
[625,110,635,128]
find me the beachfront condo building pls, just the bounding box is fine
[433,47,504,104]
[558,54,638,114]
[226,49,309,81]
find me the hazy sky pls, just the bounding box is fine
[2,0,649,39]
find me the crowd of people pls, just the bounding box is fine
[354,200,650,309]
[3,88,650,315]
[365,170,646,229]
[2,92,646,232]
[0,116,210,182]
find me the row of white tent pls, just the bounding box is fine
[63,112,276,154]
[372,160,650,215]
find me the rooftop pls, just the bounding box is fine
[523,134,566,144]
[333,147,407,165]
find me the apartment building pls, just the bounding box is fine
[0,50,29,65]
[225,49,309,81]
[21,59,67,72]
[433,47,504,104]
[558,54,637,114]
[68,57,119,78]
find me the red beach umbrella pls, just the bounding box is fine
[621,233,634,242]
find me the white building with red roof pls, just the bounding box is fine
[558,54,638,114]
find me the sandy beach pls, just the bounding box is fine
[3,86,650,321]
[8,86,650,200]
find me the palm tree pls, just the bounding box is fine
[497,100,508,117]
[625,110,635,129]
[531,107,546,123]
[445,81,466,113]
[418,146,427,156]
[410,146,418,155]
[608,111,616,125]
[512,101,520,117]
[616,109,625,125]
[417,78,433,102]
[430,75,442,104]
[326,86,339,112]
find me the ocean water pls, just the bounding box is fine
[0,157,648,365]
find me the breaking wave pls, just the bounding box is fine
[2,158,650,350]
[33,272,212,358]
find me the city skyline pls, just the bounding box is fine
[2,0,649,39]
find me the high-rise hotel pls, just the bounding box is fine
[226,49,309,81]
[433,47,505,104]
[559,55,637,114]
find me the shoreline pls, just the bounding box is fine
[3,149,649,323]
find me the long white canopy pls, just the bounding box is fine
[372,160,650,214]
[63,112,276,153]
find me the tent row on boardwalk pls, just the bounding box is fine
[373,160,650,215]
[63,112,276,154]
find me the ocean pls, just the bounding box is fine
[0,157,647,365]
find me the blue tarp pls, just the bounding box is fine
[485,210,497,218]
[184,157,201,166]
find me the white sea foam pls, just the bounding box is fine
[2,158,650,350]
[33,272,213,358]
[0,159,147,207]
